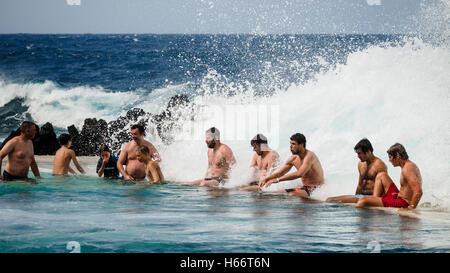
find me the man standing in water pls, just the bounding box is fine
[240,134,280,191]
[117,124,161,181]
[356,143,423,209]
[187,127,236,187]
[326,138,387,203]
[259,133,324,197]
[0,121,40,181]
[52,134,86,175]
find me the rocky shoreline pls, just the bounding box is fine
[0,94,193,156]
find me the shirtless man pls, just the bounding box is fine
[117,124,161,181]
[356,143,423,209]
[52,133,85,175]
[259,133,324,197]
[240,134,280,191]
[0,121,40,181]
[326,138,387,203]
[186,127,236,187]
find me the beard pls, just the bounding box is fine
[207,140,216,149]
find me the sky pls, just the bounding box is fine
[0,0,442,34]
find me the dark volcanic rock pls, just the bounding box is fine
[107,108,151,153]
[2,94,195,156]
[152,94,193,145]
[0,124,61,155]
[34,122,60,155]
[68,118,109,156]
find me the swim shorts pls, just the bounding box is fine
[2,170,28,181]
[381,182,409,208]
[285,185,320,196]
[205,177,227,185]
[249,181,259,186]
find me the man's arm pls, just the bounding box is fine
[97,159,106,177]
[250,154,258,168]
[117,144,133,180]
[30,155,41,178]
[259,156,295,188]
[278,153,314,182]
[0,139,15,180]
[404,166,423,209]
[148,142,161,163]
[71,151,85,174]
[147,162,162,182]
[205,150,212,178]
[355,163,364,195]
[68,166,76,175]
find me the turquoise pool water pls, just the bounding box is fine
[0,174,449,253]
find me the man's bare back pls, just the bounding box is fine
[52,134,85,176]
[53,147,74,175]
[398,160,423,205]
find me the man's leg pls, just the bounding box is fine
[373,172,393,197]
[355,196,384,207]
[200,179,220,187]
[326,195,359,203]
[288,189,309,197]
[186,179,205,186]
[240,185,260,191]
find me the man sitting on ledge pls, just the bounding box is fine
[356,143,423,210]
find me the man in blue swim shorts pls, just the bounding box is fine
[326,138,387,203]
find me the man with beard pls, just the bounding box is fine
[0,121,40,181]
[326,138,387,203]
[356,143,423,209]
[186,127,236,187]
[240,133,280,191]
[117,124,161,181]
[259,133,324,197]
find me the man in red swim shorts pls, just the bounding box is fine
[356,143,423,210]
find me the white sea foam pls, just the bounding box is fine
[1,37,448,210]
[157,38,450,210]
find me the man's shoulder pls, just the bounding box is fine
[403,160,419,172]
[374,157,387,167]
[143,139,155,146]
[220,143,233,154]
[7,136,21,145]
[122,141,135,150]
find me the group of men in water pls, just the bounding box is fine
[0,121,423,210]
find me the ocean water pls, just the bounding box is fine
[0,33,449,252]
[0,173,449,253]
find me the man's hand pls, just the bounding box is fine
[124,174,135,181]
[258,178,268,189]
[101,154,110,165]
[264,178,278,188]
